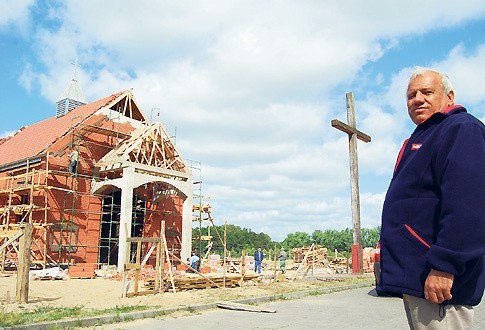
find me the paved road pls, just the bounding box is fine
[93,287,484,330]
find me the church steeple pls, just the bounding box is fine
[56,59,86,118]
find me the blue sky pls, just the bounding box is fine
[1,1,485,241]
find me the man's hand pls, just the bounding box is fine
[424,269,454,304]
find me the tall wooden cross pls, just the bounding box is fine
[331,92,371,274]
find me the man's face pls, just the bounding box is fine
[406,71,454,125]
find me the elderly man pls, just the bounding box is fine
[378,68,485,329]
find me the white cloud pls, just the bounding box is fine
[19,62,35,93]
[436,44,485,112]
[0,0,34,32]
[361,192,386,229]
[7,1,485,241]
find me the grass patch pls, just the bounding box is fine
[0,305,151,327]
[0,306,83,327]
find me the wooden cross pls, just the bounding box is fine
[331,92,371,274]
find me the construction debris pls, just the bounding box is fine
[223,256,253,273]
[145,273,260,292]
[292,245,330,268]
[216,301,277,313]
[29,267,68,281]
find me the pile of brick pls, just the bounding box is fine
[68,263,97,279]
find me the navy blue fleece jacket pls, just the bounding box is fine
[378,105,485,306]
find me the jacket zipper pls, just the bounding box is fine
[404,224,431,248]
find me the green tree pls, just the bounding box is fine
[333,228,353,252]
[192,224,273,256]
[362,227,380,247]
[313,227,379,258]
[282,231,312,250]
[312,229,342,251]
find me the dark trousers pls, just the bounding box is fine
[254,261,262,274]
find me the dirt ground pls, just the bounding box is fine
[0,268,372,313]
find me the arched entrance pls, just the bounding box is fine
[93,173,192,271]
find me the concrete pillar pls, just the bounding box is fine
[117,167,135,271]
[180,181,193,261]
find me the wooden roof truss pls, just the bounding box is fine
[96,122,187,175]
[108,90,145,121]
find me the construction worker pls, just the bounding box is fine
[279,248,287,274]
[189,252,200,272]
[68,149,79,174]
[254,247,264,274]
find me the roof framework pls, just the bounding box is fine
[95,122,187,178]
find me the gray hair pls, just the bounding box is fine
[408,67,454,95]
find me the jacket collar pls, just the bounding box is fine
[417,104,466,128]
[440,104,465,115]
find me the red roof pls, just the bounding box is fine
[0,92,124,167]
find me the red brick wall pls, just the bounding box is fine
[0,112,186,268]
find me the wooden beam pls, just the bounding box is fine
[290,243,314,282]
[0,231,23,252]
[331,119,371,143]
[217,302,276,313]
[16,224,32,303]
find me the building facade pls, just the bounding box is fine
[0,90,193,271]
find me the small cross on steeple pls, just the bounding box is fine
[56,57,86,117]
[71,57,81,80]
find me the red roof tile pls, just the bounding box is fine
[0,92,125,167]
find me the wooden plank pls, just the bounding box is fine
[125,290,157,298]
[162,235,176,293]
[290,243,314,282]
[0,231,23,252]
[124,263,140,270]
[0,230,23,238]
[217,302,276,313]
[147,273,259,292]
[168,250,221,288]
[331,119,371,143]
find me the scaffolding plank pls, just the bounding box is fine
[0,230,23,238]
[0,231,23,252]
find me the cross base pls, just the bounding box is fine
[351,244,363,274]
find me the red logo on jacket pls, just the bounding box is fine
[411,143,422,150]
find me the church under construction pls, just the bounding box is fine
[0,79,194,274]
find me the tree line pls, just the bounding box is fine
[192,224,380,258]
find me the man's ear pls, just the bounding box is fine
[447,90,455,105]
